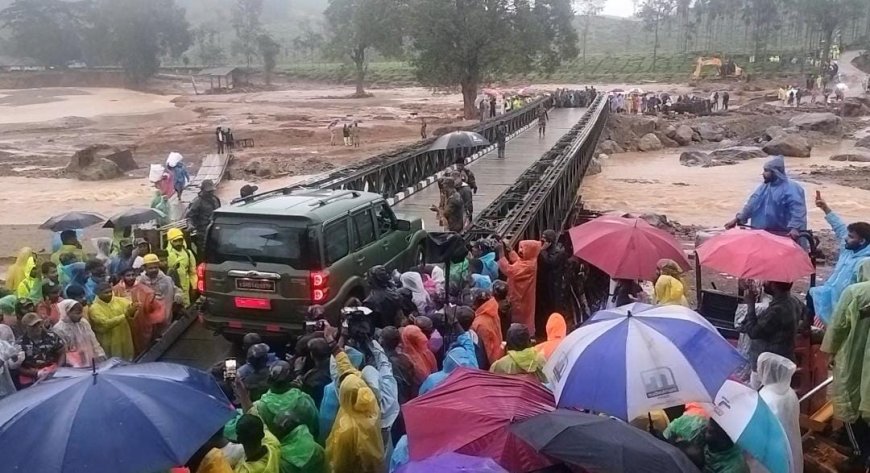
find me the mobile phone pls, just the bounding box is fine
[816,190,822,200]
[224,359,237,380]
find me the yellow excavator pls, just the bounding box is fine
[692,57,744,79]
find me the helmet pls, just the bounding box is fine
[142,254,160,265]
[167,228,184,242]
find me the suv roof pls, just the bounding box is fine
[215,188,383,223]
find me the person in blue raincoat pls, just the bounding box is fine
[725,156,807,239]
[418,346,478,395]
[810,197,870,325]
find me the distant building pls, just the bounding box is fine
[194,67,249,93]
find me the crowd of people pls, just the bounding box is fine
[0,229,206,397]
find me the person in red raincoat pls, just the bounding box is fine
[497,240,542,334]
[113,266,165,355]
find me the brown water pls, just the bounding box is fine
[582,141,870,231]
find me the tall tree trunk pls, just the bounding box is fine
[461,80,478,120]
[352,46,366,96]
[652,18,659,71]
[582,15,590,64]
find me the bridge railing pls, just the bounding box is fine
[465,95,610,246]
[233,96,552,205]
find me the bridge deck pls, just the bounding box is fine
[391,107,588,228]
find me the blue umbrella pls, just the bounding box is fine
[544,303,747,421]
[397,452,508,473]
[0,361,234,473]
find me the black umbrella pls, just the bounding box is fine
[104,208,166,228]
[511,409,701,473]
[428,131,490,151]
[39,211,106,232]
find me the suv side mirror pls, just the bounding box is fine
[396,219,411,231]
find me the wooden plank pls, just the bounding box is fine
[181,153,231,205]
[392,107,589,230]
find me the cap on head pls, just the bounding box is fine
[201,180,216,192]
[167,228,184,242]
[22,312,42,327]
[120,239,134,248]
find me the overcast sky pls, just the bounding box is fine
[601,0,636,17]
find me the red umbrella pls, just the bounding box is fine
[696,228,815,282]
[403,368,555,473]
[568,215,690,280]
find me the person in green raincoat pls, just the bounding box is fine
[166,228,197,306]
[489,323,547,382]
[823,260,870,428]
[0,295,18,329]
[250,361,319,440]
[272,410,326,473]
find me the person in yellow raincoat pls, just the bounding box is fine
[5,247,33,293]
[15,255,40,301]
[89,282,136,361]
[654,259,689,306]
[50,230,86,265]
[327,350,384,473]
[167,228,198,306]
[235,414,282,473]
[490,323,547,382]
[822,260,870,425]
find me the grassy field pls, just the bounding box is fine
[277,52,817,87]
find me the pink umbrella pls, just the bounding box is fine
[403,368,555,473]
[696,228,814,282]
[568,215,690,280]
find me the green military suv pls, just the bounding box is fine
[200,188,427,340]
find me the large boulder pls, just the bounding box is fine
[788,113,842,134]
[841,97,870,117]
[762,126,785,141]
[655,132,680,148]
[762,134,812,157]
[68,145,137,173]
[587,156,603,175]
[664,125,677,139]
[679,151,711,167]
[709,146,768,161]
[673,125,694,146]
[856,136,870,149]
[637,133,663,152]
[598,139,624,155]
[695,122,725,142]
[630,117,658,137]
[830,153,870,162]
[77,158,123,181]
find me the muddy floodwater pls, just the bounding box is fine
[582,142,870,232]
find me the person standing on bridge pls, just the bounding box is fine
[451,171,473,229]
[441,179,465,233]
[495,123,507,159]
[537,105,549,139]
[454,157,477,194]
[420,118,427,140]
[215,127,225,154]
[167,228,199,307]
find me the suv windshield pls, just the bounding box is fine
[206,219,318,269]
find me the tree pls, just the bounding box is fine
[637,0,677,71]
[292,25,325,61]
[798,0,861,70]
[577,0,605,63]
[231,0,264,66]
[90,0,192,84]
[408,0,578,119]
[0,0,90,66]
[324,0,405,96]
[742,0,780,58]
[194,24,226,66]
[258,33,280,84]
